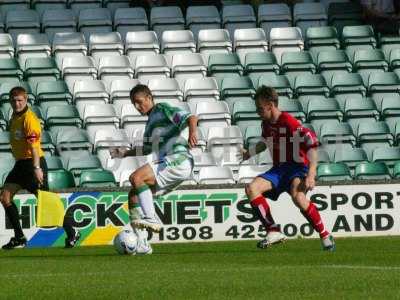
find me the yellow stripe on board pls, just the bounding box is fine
[81,224,121,246]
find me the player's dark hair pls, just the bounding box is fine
[9,86,27,100]
[130,84,153,100]
[255,85,279,106]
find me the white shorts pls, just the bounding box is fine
[148,153,193,195]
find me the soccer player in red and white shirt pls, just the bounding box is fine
[243,86,335,251]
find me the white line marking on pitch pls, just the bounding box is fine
[0,265,399,278]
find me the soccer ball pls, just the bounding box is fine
[113,230,138,255]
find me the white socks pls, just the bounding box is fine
[136,185,155,218]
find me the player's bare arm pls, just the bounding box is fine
[30,146,43,186]
[187,115,198,149]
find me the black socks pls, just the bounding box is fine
[5,202,24,239]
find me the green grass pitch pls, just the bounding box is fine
[0,237,399,300]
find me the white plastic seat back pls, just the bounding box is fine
[186,5,221,38]
[134,54,170,80]
[93,128,130,151]
[98,55,134,85]
[197,29,232,60]
[41,9,76,41]
[109,78,139,104]
[150,6,185,38]
[62,56,97,89]
[73,79,108,104]
[198,166,235,185]
[207,126,243,163]
[78,8,113,41]
[161,30,196,55]
[125,31,160,61]
[0,33,14,58]
[196,101,231,128]
[148,78,183,101]
[52,32,87,66]
[171,53,207,80]
[114,7,148,40]
[184,77,219,102]
[270,27,304,63]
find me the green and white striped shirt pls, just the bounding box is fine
[143,102,192,161]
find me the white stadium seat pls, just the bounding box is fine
[147,78,183,102]
[192,151,217,181]
[171,53,207,81]
[54,127,92,153]
[198,166,235,185]
[134,54,170,80]
[114,7,148,41]
[93,128,130,156]
[69,0,102,16]
[150,6,185,39]
[197,29,232,61]
[104,0,130,15]
[206,125,243,166]
[195,101,231,128]
[78,8,112,41]
[1,1,30,19]
[234,28,268,62]
[64,152,102,179]
[73,79,108,106]
[269,27,304,64]
[258,3,292,39]
[0,33,14,58]
[62,56,97,89]
[16,33,51,67]
[222,5,256,39]
[33,0,67,17]
[161,30,196,56]
[83,104,119,135]
[294,2,328,36]
[52,32,87,67]
[41,9,76,42]
[98,55,134,87]
[184,77,219,104]
[89,32,124,62]
[120,103,148,131]
[125,31,160,61]
[186,5,221,39]
[6,10,40,41]
[109,78,139,105]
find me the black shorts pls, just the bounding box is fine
[4,157,49,194]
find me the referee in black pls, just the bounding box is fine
[1,87,79,249]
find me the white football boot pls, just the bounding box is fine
[132,216,162,233]
[321,234,336,251]
[129,205,154,254]
[132,227,153,255]
[257,231,286,249]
